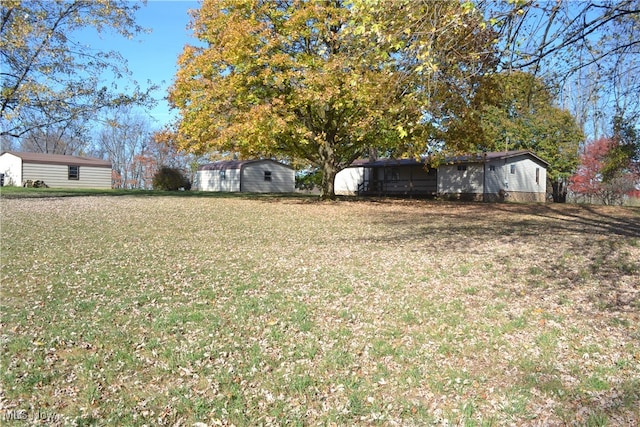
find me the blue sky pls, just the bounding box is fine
[87,0,200,128]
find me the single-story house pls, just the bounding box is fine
[335,150,549,202]
[0,151,112,189]
[194,159,295,193]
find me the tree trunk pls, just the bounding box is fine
[320,162,337,200]
[550,178,567,203]
[318,139,338,200]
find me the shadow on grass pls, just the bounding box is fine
[349,200,639,420]
[514,373,640,425]
[350,200,639,310]
[492,203,640,238]
[363,200,640,240]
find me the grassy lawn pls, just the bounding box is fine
[1,194,638,425]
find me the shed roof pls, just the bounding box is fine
[198,159,293,171]
[2,151,112,168]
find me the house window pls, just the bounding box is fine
[536,168,540,184]
[457,165,467,171]
[510,165,516,174]
[68,165,79,180]
[264,171,272,181]
[385,167,400,182]
[489,165,496,171]
[219,170,226,180]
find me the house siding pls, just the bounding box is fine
[437,155,547,202]
[0,152,112,189]
[484,160,506,195]
[335,167,365,196]
[23,163,112,189]
[499,156,547,202]
[438,164,484,200]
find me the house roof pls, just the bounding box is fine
[198,159,293,171]
[2,151,112,168]
[352,158,425,168]
[443,150,549,166]
[350,150,549,168]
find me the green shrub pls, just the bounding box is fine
[153,166,191,191]
[295,168,321,190]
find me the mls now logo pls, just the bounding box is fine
[3,409,61,422]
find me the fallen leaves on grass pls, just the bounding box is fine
[1,196,638,425]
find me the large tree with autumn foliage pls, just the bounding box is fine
[169,0,497,199]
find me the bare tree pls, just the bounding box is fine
[18,112,89,155]
[97,107,150,189]
[484,0,640,137]
[0,0,155,141]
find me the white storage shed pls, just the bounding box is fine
[194,159,295,193]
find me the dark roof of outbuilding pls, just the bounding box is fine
[198,159,293,171]
[1,151,112,168]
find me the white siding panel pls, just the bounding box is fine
[241,161,294,193]
[0,153,22,186]
[23,163,111,188]
[485,160,507,194]
[195,169,241,192]
[504,156,545,193]
[335,167,364,195]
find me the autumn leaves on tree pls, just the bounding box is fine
[569,119,640,205]
[168,0,497,199]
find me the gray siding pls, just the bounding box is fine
[438,164,484,194]
[195,160,294,193]
[485,160,506,194]
[502,156,546,194]
[335,152,548,202]
[442,155,547,202]
[241,161,294,193]
[22,163,112,188]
